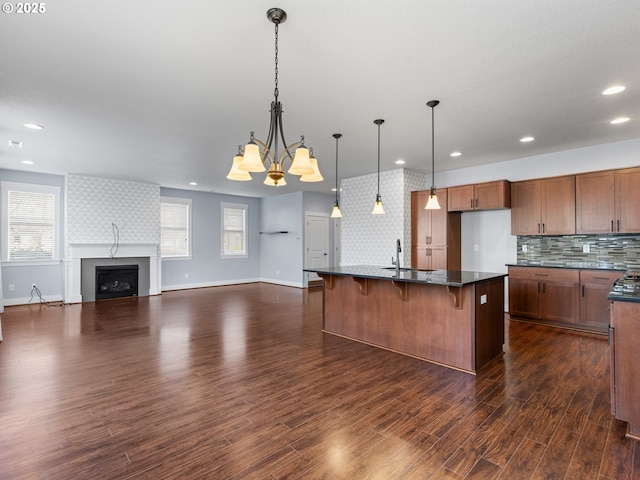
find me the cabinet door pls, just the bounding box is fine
[576,170,615,234]
[411,191,431,246]
[541,175,575,235]
[508,278,541,318]
[616,167,640,233]
[476,180,511,210]
[580,284,613,328]
[541,280,578,323]
[411,246,431,270]
[511,180,542,235]
[447,185,474,212]
[430,247,448,270]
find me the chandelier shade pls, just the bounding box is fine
[227,8,322,187]
[226,150,252,181]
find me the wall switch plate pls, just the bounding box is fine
[583,244,590,253]
[473,244,479,252]
[522,245,528,252]
[480,294,487,304]
[8,284,14,291]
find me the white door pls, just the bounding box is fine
[305,212,329,283]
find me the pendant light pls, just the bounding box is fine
[330,133,343,218]
[425,100,441,210]
[372,119,385,215]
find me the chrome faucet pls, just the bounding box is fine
[391,238,402,274]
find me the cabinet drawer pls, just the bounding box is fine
[580,270,622,285]
[509,266,579,282]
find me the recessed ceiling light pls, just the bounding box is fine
[450,151,462,157]
[189,182,198,186]
[602,86,626,95]
[21,160,34,165]
[611,117,630,124]
[8,140,23,148]
[394,159,406,165]
[24,123,44,130]
[520,136,535,143]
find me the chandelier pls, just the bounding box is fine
[226,8,322,187]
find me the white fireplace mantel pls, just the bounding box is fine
[64,243,161,303]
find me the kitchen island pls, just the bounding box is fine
[304,265,507,374]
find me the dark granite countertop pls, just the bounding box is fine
[304,265,506,287]
[607,291,640,303]
[507,262,626,271]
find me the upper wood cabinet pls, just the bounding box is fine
[576,167,640,234]
[511,176,576,235]
[447,180,511,212]
[411,189,461,270]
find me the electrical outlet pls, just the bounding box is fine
[522,245,528,252]
[184,273,189,279]
[8,284,14,291]
[473,244,479,252]
[583,244,590,253]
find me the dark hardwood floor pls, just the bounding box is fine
[0,283,638,479]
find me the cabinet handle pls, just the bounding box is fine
[581,285,585,296]
[593,277,609,281]
[617,220,620,232]
[538,223,541,234]
[537,282,541,293]
[542,223,546,234]
[475,198,478,208]
[611,220,614,232]
[534,273,549,277]
[470,199,473,209]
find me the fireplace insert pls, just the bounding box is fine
[95,265,139,300]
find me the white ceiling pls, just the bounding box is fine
[1,0,639,198]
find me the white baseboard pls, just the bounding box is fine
[3,295,64,306]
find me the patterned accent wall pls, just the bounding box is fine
[517,234,640,269]
[65,175,160,249]
[341,169,427,266]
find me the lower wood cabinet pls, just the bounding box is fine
[509,266,622,331]
[610,300,640,439]
[508,266,579,325]
[579,270,622,328]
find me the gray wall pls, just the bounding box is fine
[160,188,262,290]
[0,169,65,303]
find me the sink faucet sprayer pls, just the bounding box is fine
[392,239,402,274]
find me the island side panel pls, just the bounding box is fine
[322,275,475,372]
[474,277,505,370]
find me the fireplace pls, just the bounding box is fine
[95,265,139,300]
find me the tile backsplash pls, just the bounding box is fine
[517,234,640,269]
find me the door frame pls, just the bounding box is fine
[304,211,330,287]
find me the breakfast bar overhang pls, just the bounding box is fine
[304,266,507,374]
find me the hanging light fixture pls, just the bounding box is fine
[371,118,384,215]
[372,119,385,214]
[226,8,321,187]
[330,133,343,218]
[425,100,441,210]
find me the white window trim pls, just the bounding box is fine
[221,202,248,259]
[1,181,61,264]
[160,196,192,260]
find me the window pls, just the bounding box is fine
[160,197,192,258]
[221,203,247,258]
[1,181,61,263]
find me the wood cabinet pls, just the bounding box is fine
[448,180,511,212]
[411,190,461,270]
[579,270,622,329]
[610,300,640,439]
[511,176,575,235]
[577,167,640,234]
[508,267,579,324]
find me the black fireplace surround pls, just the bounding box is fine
[95,265,139,300]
